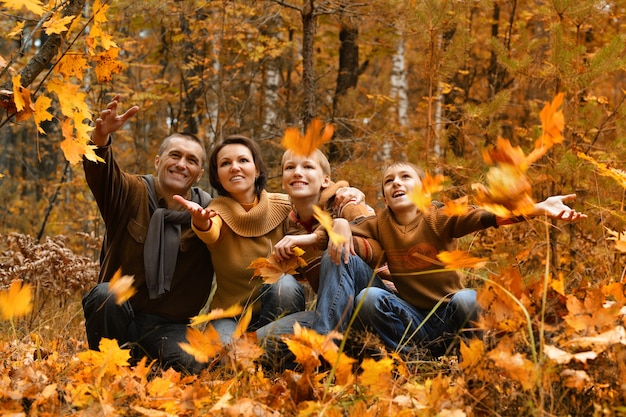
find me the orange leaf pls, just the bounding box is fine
[359,357,394,392]
[437,250,487,270]
[108,269,136,305]
[281,118,333,156]
[179,326,222,363]
[312,205,345,246]
[487,339,537,391]
[0,279,33,320]
[190,304,243,327]
[248,247,308,284]
[94,47,124,83]
[441,195,469,216]
[408,172,445,212]
[459,338,485,370]
[57,53,88,80]
[232,306,253,339]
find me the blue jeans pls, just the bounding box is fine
[312,251,478,357]
[82,283,207,374]
[212,274,305,345]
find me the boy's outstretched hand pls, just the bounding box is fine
[534,194,587,222]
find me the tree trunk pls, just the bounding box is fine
[301,0,316,128]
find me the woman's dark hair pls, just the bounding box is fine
[208,135,268,197]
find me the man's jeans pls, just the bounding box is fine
[82,283,207,374]
[312,251,479,357]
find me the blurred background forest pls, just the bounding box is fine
[0,0,624,279]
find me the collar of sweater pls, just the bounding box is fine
[209,190,292,237]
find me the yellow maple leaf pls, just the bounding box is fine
[12,74,34,119]
[8,21,25,39]
[94,47,124,83]
[459,338,485,370]
[43,14,74,35]
[248,246,308,284]
[437,250,487,270]
[60,120,85,164]
[312,205,345,246]
[473,161,535,217]
[57,53,88,80]
[179,326,222,363]
[190,304,243,327]
[281,118,334,156]
[34,94,54,134]
[359,357,394,392]
[408,171,446,211]
[2,0,45,16]
[108,269,136,305]
[283,322,345,374]
[578,152,626,189]
[0,280,33,320]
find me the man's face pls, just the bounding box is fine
[154,136,205,196]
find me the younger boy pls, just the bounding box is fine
[312,161,586,357]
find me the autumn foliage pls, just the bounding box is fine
[2,0,626,416]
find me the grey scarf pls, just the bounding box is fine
[142,175,211,299]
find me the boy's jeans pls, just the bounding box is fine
[312,251,478,357]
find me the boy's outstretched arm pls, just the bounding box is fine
[532,194,587,222]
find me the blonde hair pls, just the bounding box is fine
[281,149,331,176]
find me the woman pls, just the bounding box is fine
[176,135,363,345]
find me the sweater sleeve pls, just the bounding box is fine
[192,215,223,245]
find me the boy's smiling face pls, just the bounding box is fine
[282,151,331,201]
[382,163,423,214]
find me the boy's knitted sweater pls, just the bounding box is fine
[351,203,498,310]
[286,180,374,292]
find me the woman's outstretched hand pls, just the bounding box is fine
[173,195,218,231]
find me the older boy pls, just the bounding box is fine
[312,161,586,357]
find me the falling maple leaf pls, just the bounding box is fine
[190,304,243,327]
[179,326,222,363]
[281,118,334,156]
[232,306,253,340]
[408,171,446,212]
[312,205,345,246]
[57,53,88,80]
[248,246,308,284]
[108,269,136,305]
[0,279,33,320]
[437,250,487,270]
[441,195,469,216]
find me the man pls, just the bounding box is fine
[81,95,214,374]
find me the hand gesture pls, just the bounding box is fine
[273,234,316,262]
[173,195,218,231]
[334,186,365,213]
[328,218,356,265]
[534,194,587,222]
[92,94,139,146]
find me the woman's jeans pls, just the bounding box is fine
[211,273,305,345]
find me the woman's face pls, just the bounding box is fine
[216,143,259,204]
